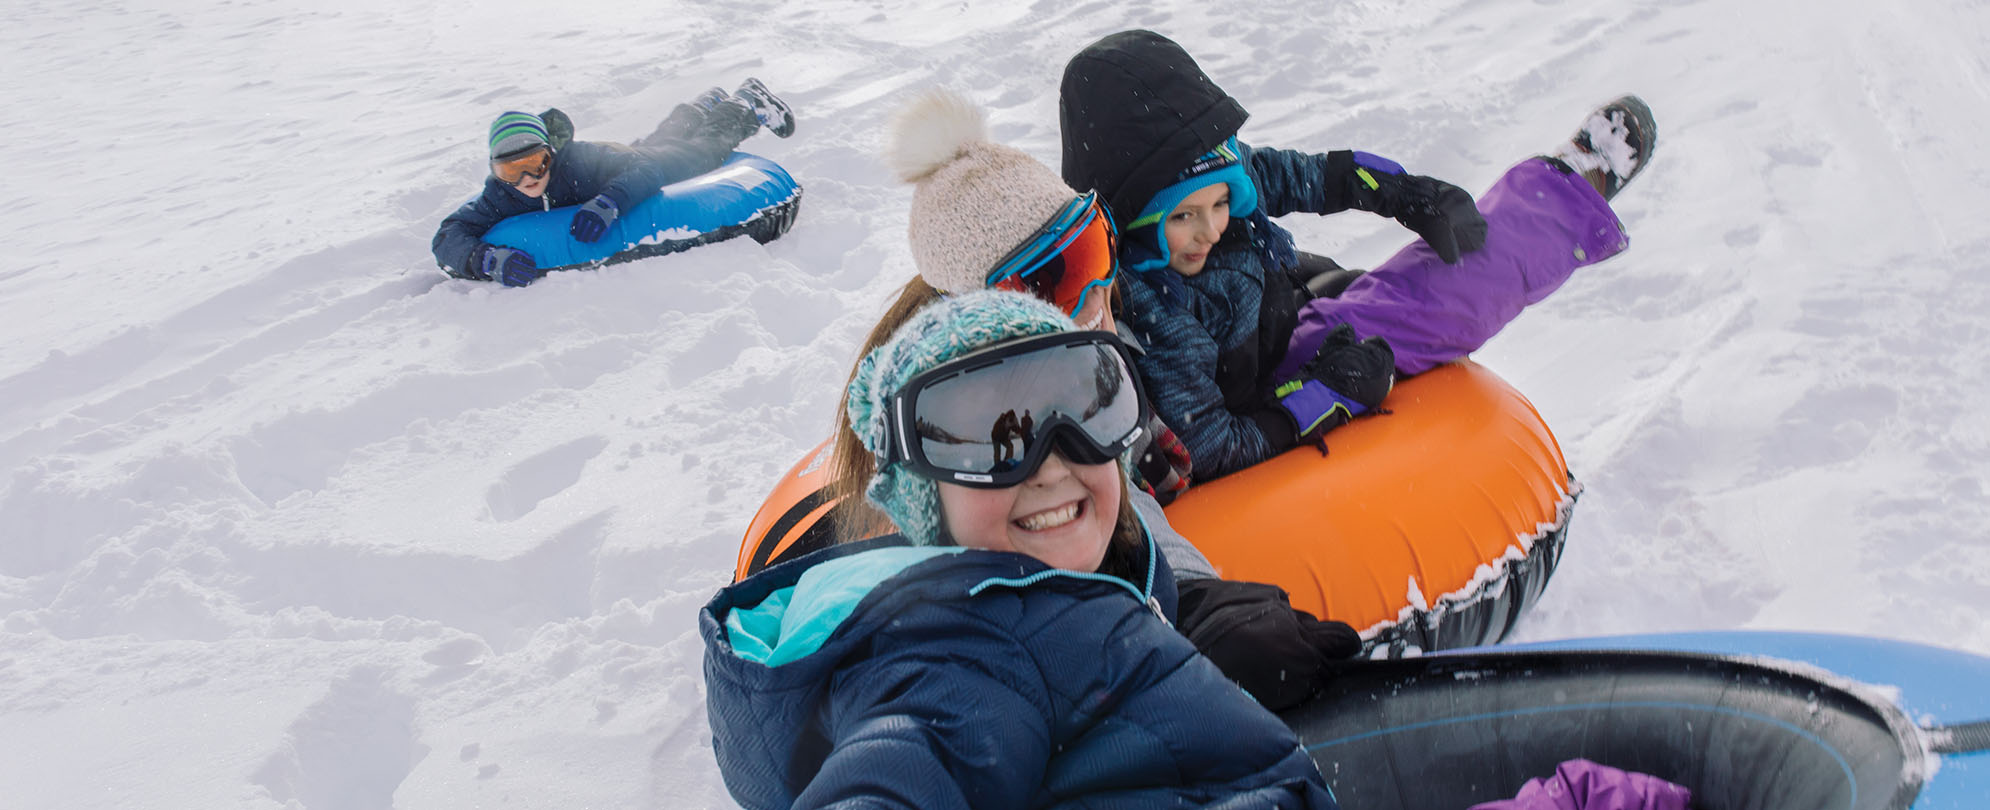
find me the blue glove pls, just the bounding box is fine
[477,244,543,287]
[569,194,619,243]
[1347,151,1488,264]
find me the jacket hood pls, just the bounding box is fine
[1058,30,1249,228]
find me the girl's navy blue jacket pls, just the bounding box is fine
[430,139,726,278]
[700,533,1339,810]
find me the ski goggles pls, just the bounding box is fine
[887,330,1151,488]
[491,145,553,186]
[988,192,1120,320]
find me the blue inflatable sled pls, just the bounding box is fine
[482,152,801,271]
[1286,631,1990,809]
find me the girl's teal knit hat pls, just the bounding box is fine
[845,289,1076,544]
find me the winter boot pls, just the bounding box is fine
[1548,95,1656,201]
[690,87,728,112]
[735,77,796,138]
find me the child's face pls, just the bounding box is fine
[936,450,1120,572]
[514,170,549,198]
[1165,183,1231,276]
[492,147,553,198]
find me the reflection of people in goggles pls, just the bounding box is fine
[988,191,1121,330]
[990,409,1020,466]
[885,330,1150,489]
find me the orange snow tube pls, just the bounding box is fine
[736,360,1576,655]
[1163,360,1575,653]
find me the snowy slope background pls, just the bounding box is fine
[4,0,1988,806]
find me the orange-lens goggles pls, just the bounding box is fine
[492,146,552,186]
[991,199,1119,318]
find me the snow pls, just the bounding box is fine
[4,0,1989,807]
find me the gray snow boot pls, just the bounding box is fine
[735,77,796,138]
[1550,95,1657,201]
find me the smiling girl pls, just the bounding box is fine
[700,290,1339,809]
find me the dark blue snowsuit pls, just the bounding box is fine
[1114,141,1363,478]
[701,534,1340,810]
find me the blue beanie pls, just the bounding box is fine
[488,111,550,159]
[845,290,1077,545]
[1122,136,1260,272]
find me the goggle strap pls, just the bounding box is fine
[984,192,1099,286]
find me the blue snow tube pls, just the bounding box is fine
[481,152,801,271]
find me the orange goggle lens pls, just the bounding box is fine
[993,204,1119,317]
[491,147,552,185]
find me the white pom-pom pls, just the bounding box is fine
[887,87,988,183]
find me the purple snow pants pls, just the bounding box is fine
[1276,159,1629,380]
[1468,759,1693,810]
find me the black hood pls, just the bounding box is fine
[1058,30,1250,227]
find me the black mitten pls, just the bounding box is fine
[1296,609,1360,659]
[1395,177,1487,263]
[1176,578,1363,711]
[1300,324,1395,412]
[1340,150,1489,263]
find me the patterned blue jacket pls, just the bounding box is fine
[430,139,725,278]
[701,533,1338,810]
[1118,141,1362,479]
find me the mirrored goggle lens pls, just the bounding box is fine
[908,338,1142,481]
[993,203,1118,317]
[492,147,552,184]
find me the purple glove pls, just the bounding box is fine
[569,194,619,243]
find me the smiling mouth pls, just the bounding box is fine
[1015,501,1083,531]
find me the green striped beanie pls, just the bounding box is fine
[488,111,550,159]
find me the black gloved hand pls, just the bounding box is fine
[1266,324,1394,453]
[1299,323,1394,416]
[1342,150,1488,263]
[1396,177,1488,263]
[1176,578,1363,711]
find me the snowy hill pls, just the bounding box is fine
[4,0,1988,807]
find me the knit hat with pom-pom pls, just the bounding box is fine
[888,88,1084,294]
[845,289,1077,545]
